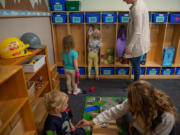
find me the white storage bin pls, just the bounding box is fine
[22,55,45,73]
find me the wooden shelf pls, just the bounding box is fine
[31,81,49,105]
[0,48,43,65]
[24,130,36,135]
[0,65,22,85]
[100,64,115,67]
[25,63,46,81]
[0,98,28,134]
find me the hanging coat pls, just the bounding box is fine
[116,25,126,58]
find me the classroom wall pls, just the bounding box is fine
[80,0,180,11]
[0,0,179,65]
[0,17,55,64]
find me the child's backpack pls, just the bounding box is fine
[162,46,175,66]
[116,25,126,58]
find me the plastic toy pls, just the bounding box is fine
[29,59,37,64]
[85,105,100,112]
[46,130,54,135]
[90,86,95,92]
[75,71,80,84]
[66,108,73,119]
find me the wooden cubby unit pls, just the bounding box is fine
[0,46,52,134]
[51,11,180,79]
[0,65,36,135]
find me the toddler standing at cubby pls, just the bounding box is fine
[88,28,103,80]
[61,35,81,95]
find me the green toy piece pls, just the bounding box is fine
[46,130,54,135]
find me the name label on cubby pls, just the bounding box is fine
[121,16,129,22]
[89,17,97,23]
[118,69,126,75]
[149,69,157,75]
[72,17,81,23]
[105,16,113,23]
[55,17,63,23]
[163,69,171,75]
[54,5,62,11]
[156,16,164,22]
[104,70,111,75]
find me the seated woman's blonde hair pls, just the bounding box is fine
[127,80,178,132]
[44,91,68,114]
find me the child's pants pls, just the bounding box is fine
[88,52,99,75]
[64,69,78,92]
[70,128,86,135]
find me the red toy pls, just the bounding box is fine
[90,86,95,92]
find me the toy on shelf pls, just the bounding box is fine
[29,59,37,64]
[103,48,114,64]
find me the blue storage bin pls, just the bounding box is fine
[169,13,180,23]
[57,67,64,74]
[175,68,180,75]
[52,14,66,23]
[149,13,152,21]
[69,14,84,23]
[89,67,100,75]
[50,0,65,2]
[152,13,168,23]
[101,67,114,75]
[132,67,145,75]
[162,46,175,67]
[79,67,85,75]
[102,12,117,23]
[118,13,129,23]
[50,1,65,11]
[86,13,100,23]
[147,67,160,75]
[161,67,174,75]
[116,67,129,75]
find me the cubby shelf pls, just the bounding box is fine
[51,11,180,79]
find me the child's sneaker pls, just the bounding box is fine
[88,74,91,79]
[68,90,72,94]
[96,75,99,80]
[73,88,81,95]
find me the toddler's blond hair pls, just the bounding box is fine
[92,29,101,40]
[44,91,68,114]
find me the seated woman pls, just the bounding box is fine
[78,80,178,135]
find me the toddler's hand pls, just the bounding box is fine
[71,125,76,132]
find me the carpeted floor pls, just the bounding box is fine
[60,78,180,134]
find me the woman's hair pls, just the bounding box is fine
[127,80,178,132]
[44,90,68,114]
[92,29,101,40]
[62,35,75,53]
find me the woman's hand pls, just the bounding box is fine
[77,119,94,128]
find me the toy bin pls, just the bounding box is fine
[66,0,80,11]
[86,13,100,23]
[69,13,84,23]
[152,13,168,23]
[169,13,180,23]
[57,66,64,74]
[52,14,66,23]
[118,13,129,23]
[175,68,180,75]
[132,67,145,75]
[102,12,117,23]
[146,67,160,75]
[101,67,114,75]
[22,55,45,73]
[116,67,129,75]
[79,67,85,75]
[50,1,65,11]
[161,67,174,75]
[162,46,175,67]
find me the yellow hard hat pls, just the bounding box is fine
[0,37,32,58]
